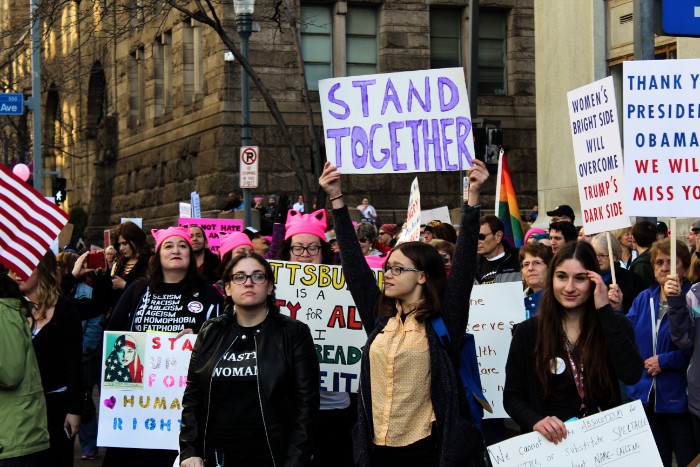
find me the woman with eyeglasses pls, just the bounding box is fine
[104,227,222,467]
[504,241,643,445]
[320,160,489,467]
[179,252,319,467]
[667,252,700,449]
[626,238,696,467]
[589,233,647,314]
[519,242,553,319]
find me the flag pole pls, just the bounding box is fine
[494,148,504,214]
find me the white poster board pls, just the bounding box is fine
[421,206,452,225]
[488,400,662,467]
[469,282,526,418]
[178,203,191,219]
[270,261,378,392]
[319,68,476,174]
[567,77,630,235]
[97,331,195,449]
[397,177,421,244]
[120,217,142,229]
[190,192,201,218]
[623,59,700,217]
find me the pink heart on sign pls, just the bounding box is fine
[103,396,116,409]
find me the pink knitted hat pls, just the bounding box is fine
[285,209,327,241]
[524,227,547,244]
[151,227,192,251]
[218,232,254,258]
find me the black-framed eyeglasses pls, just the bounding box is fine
[478,232,494,241]
[290,245,321,256]
[384,265,421,276]
[228,273,268,285]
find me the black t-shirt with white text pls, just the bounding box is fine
[131,283,218,333]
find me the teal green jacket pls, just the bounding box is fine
[0,298,49,460]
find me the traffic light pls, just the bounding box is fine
[52,177,66,204]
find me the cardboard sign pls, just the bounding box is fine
[177,218,244,255]
[270,260,380,392]
[397,177,421,244]
[319,68,476,174]
[422,206,452,225]
[469,282,526,418]
[97,331,195,450]
[567,77,630,234]
[488,400,662,467]
[623,59,700,217]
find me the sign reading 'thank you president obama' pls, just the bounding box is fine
[319,68,476,174]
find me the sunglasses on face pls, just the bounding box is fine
[358,238,370,243]
[478,232,494,241]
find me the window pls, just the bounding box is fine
[430,9,461,68]
[346,7,377,76]
[478,9,506,96]
[301,5,332,91]
[128,47,145,126]
[153,31,172,118]
[183,21,203,105]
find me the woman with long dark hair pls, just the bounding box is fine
[504,241,643,444]
[11,251,82,467]
[104,227,223,467]
[179,252,319,467]
[319,160,489,467]
[110,221,152,296]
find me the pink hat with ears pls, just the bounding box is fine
[285,209,327,241]
[218,232,254,258]
[365,254,388,269]
[151,227,192,251]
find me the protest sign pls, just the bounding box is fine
[422,206,452,225]
[319,68,476,174]
[120,218,142,228]
[97,331,195,450]
[177,218,244,255]
[468,282,526,418]
[623,59,700,217]
[397,177,421,244]
[190,192,201,218]
[487,400,662,467]
[270,260,378,392]
[568,77,630,234]
[179,202,191,218]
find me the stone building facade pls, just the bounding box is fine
[0,0,535,239]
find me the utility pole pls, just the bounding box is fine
[29,0,42,192]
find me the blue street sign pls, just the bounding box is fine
[0,93,24,115]
[663,0,700,36]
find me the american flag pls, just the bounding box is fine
[0,164,69,280]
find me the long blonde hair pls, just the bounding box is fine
[33,251,61,320]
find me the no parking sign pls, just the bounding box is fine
[239,146,259,188]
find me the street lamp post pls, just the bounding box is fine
[234,0,255,228]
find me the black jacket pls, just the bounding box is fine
[199,249,221,284]
[179,308,319,466]
[333,205,486,467]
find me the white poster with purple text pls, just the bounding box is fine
[319,68,476,174]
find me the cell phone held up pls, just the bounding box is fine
[86,250,105,270]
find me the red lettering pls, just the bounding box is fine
[152,336,161,349]
[327,306,346,328]
[168,337,178,350]
[348,306,362,330]
[181,339,193,351]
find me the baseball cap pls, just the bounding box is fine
[656,221,669,237]
[546,205,575,222]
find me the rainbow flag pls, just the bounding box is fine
[496,151,525,248]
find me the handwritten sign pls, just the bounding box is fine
[177,218,244,255]
[397,177,421,244]
[270,260,380,392]
[97,331,195,449]
[567,77,630,235]
[487,400,662,467]
[623,59,700,217]
[469,282,526,418]
[319,68,476,174]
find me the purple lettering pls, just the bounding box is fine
[388,121,406,171]
[352,79,377,117]
[405,120,423,170]
[381,79,403,115]
[351,126,369,169]
[368,124,384,168]
[422,119,442,171]
[440,118,457,170]
[438,77,459,111]
[327,83,350,120]
[326,128,350,167]
[408,77,431,112]
[456,117,474,169]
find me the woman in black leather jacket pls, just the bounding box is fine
[179,252,319,467]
